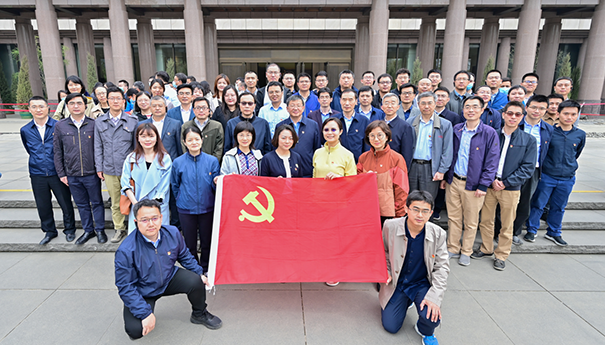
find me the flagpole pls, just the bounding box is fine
[207,175,224,288]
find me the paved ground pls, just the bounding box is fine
[1,117,605,344]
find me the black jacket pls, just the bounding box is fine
[497,127,537,190]
[53,116,97,177]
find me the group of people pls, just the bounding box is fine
[19,63,585,344]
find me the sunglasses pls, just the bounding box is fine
[240,101,254,106]
[323,128,338,132]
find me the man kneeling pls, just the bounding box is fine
[379,191,449,344]
[115,199,222,339]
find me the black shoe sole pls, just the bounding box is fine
[544,235,567,247]
[523,236,535,243]
[470,253,493,260]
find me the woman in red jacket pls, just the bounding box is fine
[357,120,409,225]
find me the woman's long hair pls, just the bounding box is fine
[133,123,167,167]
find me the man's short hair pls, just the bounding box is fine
[245,71,258,78]
[526,94,549,107]
[133,81,145,91]
[266,81,283,91]
[192,97,210,109]
[133,199,161,219]
[502,77,512,84]
[187,75,197,82]
[341,88,358,99]
[64,92,87,106]
[463,95,485,108]
[399,83,418,94]
[417,91,437,103]
[502,101,525,113]
[454,70,471,81]
[358,85,374,95]
[558,99,581,113]
[317,87,332,98]
[297,72,312,83]
[238,91,256,104]
[107,86,124,98]
[547,93,565,102]
[435,86,450,95]
[118,79,130,88]
[315,71,328,79]
[177,83,193,93]
[29,95,47,106]
[485,69,502,79]
[174,73,188,84]
[406,190,434,210]
[522,72,539,82]
[150,95,166,105]
[339,69,355,79]
[395,68,411,79]
[554,76,573,87]
[427,69,442,77]
[377,73,393,84]
[382,92,400,104]
[286,94,305,107]
[154,71,170,84]
[126,88,138,98]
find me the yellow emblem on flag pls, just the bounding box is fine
[239,187,275,223]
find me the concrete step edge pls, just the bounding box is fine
[0,220,115,229]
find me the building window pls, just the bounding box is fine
[387,44,417,78]
[155,44,187,78]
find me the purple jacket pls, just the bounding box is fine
[445,121,500,192]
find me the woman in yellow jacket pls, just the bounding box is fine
[312,117,356,179]
[357,120,409,225]
[52,75,95,120]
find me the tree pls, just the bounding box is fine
[482,56,495,84]
[411,57,423,86]
[570,66,581,100]
[11,72,19,106]
[87,53,99,89]
[0,60,13,104]
[556,52,572,79]
[16,56,33,110]
[166,58,175,78]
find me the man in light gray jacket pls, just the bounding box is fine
[379,191,449,345]
[94,87,138,243]
[407,91,453,202]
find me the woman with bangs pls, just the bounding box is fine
[212,74,231,111]
[211,85,240,131]
[132,91,153,121]
[150,78,175,111]
[52,75,95,120]
[121,123,172,233]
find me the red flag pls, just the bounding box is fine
[208,174,388,286]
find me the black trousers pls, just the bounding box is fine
[513,169,540,236]
[123,268,207,340]
[169,187,181,230]
[30,175,76,235]
[179,212,214,272]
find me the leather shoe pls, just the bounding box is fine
[65,233,76,242]
[39,233,57,245]
[75,231,96,245]
[96,230,108,244]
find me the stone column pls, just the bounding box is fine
[62,37,78,78]
[108,0,134,84]
[75,18,96,86]
[417,17,436,72]
[14,18,44,97]
[102,37,116,83]
[536,17,561,95]
[35,0,65,100]
[137,18,156,84]
[579,0,605,101]
[204,18,219,81]
[461,37,470,70]
[577,39,587,71]
[354,16,370,88]
[441,0,467,88]
[368,0,389,75]
[184,0,206,81]
[477,17,499,81]
[512,0,542,84]
[496,36,511,76]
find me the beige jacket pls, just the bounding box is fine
[379,217,450,309]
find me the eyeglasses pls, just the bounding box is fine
[409,207,431,215]
[455,78,469,82]
[108,97,123,102]
[527,105,547,112]
[67,101,84,106]
[369,133,385,140]
[464,105,481,110]
[505,111,524,117]
[419,101,435,107]
[137,216,160,224]
[323,128,338,132]
[400,92,414,96]
[383,101,398,106]
[194,106,209,111]
[178,92,192,96]
[379,81,392,85]
[240,101,254,106]
[523,80,538,85]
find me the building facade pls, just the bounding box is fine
[1,0,604,104]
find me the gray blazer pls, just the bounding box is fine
[379,217,450,309]
[220,147,262,175]
[407,113,454,176]
[94,111,138,176]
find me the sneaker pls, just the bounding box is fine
[458,254,470,266]
[470,250,493,260]
[431,212,441,221]
[493,259,506,271]
[111,230,126,243]
[191,309,222,330]
[512,236,523,246]
[448,251,460,259]
[325,282,339,287]
[523,232,536,243]
[415,323,439,345]
[544,234,568,247]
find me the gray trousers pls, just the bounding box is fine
[408,161,440,201]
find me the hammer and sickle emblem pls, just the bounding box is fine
[238,187,275,223]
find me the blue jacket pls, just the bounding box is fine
[330,86,358,113]
[497,128,537,190]
[259,150,303,178]
[171,152,219,214]
[445,122,500,192]
[489,91,508,111]
[479,107,502,132]
[333,112,369,162]
[358,107,385,123]
[294,91,320,118]
[21,117,58,176]
[140,116,183,160]
[166,106,194,126]
[307,109,341,133]
[439,108,463,126]
[276,116,321,177]
[224,115,273,155]
[518,120,553,174]
[386,116,415,170]
[115,225,204,320]
[542,125,586,179]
